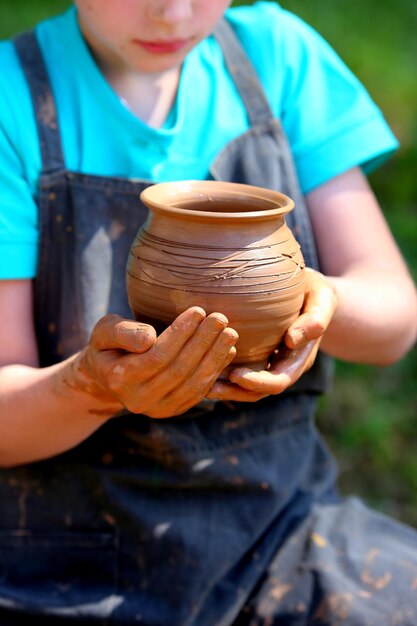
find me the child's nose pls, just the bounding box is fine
[147,0,193,24]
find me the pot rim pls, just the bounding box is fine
[140,180,294,221]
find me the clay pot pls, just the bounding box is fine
[126,181,305,371]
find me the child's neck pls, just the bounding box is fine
[105,66,181,129]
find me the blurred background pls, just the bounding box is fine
[1,0,416,524]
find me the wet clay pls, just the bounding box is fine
[126,181,306,371]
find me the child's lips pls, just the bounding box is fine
[134,38,191,54]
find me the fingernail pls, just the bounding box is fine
[186,309,206,327]
[208,312,229,326]
[224,330,239,345]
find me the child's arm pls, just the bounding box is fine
[0,281,238,467]
[208,166,417,400]
[307,166,417,362]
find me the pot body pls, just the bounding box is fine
[126,181,305,370]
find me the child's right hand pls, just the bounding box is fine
[79,307,238,418]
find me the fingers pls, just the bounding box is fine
[206,380,266,403]
[85,308,205,396]
[91,314,157,353]
[284,268,337,350]
[91,308,239,417]
[227,268,335,396]
[228,340,319,395]
[155,330,238,415]
[201,269,337,402]
[82,307,243,417]
[145,317,237,389]
[133,315,239,416]
[144,308,222,376]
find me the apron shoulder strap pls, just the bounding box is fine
[14,31,65,173]
[213,19,273,126]
[212,17,322,270]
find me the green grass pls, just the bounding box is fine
[0,0,70,37]
[2,0,417,525]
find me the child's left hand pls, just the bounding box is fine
[206,268,337,402]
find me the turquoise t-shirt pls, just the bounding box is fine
[0,2,398,279]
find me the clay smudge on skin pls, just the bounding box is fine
[59,357,121,416]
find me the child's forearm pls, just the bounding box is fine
[0,354,122,468]
[0,308,240,466]
[320,267,417,365]
[305,168,417,366]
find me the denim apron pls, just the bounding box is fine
[2,19,417,626]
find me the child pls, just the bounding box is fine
[0,0,416,624]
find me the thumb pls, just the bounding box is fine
[284,269,337,349]
[90,314,157,353]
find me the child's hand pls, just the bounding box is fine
[206,268,337,402]
[79,307,238,418]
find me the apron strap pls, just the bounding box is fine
[213,18,321,272]
[13,31,65,173]
[213,19,273,127]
